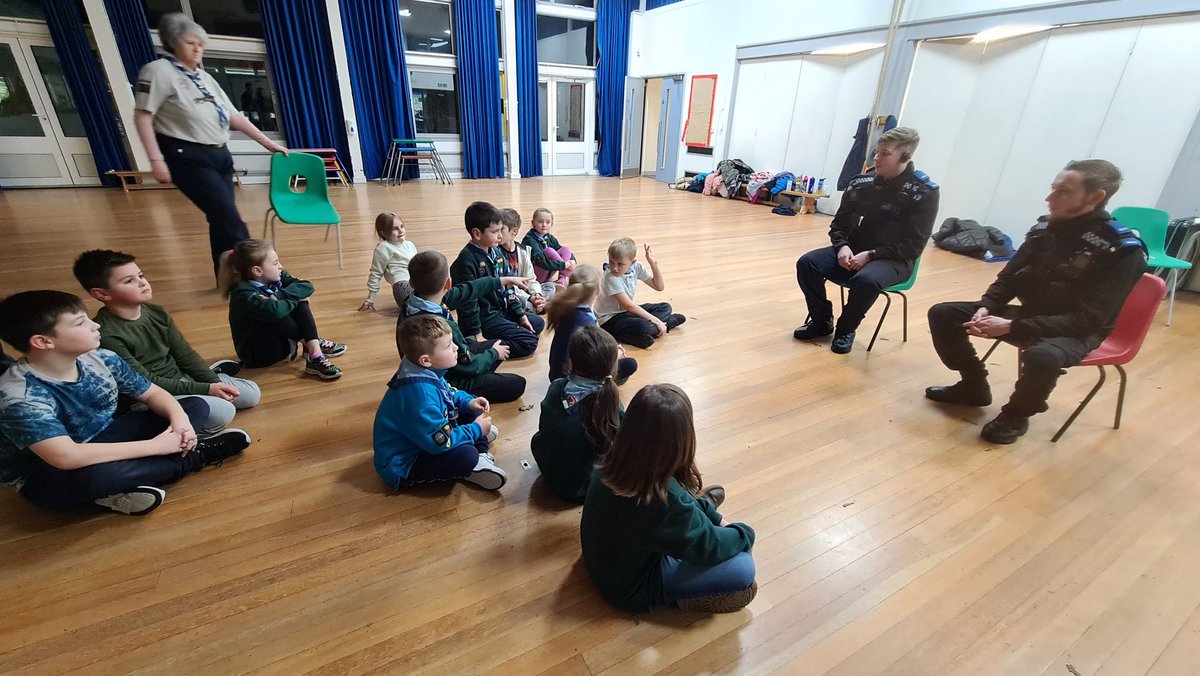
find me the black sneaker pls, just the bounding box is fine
[625,334,656,349]
[665,313,687,331]
[305,355,342,380]
[981,412,1030,444]
[195,428,251,466]
[793,319,834,340]
[94,485,165,515]
[316,339,347,358]
[701,484,726,509]
[209,359,242,377]
[925,378,992,406]
[831,331,856,354]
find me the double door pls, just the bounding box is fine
[0,35,100,187]
[539,77,595,175]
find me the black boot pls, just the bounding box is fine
[925,370,992,406]
[982,412,1030,444]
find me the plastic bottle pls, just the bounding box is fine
[816,177,825,194]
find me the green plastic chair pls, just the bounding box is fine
[1111,206,1190,326]
[263,152,343,269]
[837,256,922,351]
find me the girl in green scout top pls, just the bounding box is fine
[580,383,757,613]
[530,325,623,502]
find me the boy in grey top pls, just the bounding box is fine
[596,238,686,349]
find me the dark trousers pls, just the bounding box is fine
[448,371,527,404]
[602,302,673,348]
[239,301,321,367]
[403,436,489,485]
[159,135,249,278]
[928,301,1096,417]
[796,246,911,333]
[19,397,210,510]
[480,312,545,359]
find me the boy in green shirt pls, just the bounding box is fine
[74,250,260,435]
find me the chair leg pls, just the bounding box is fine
[335,223,343,270]
[263,209,273,239]
[981,339,1002,362]
[866,292,891,352]
[1167,268,1177,326]
[1052,365,1106,443]
[899,292,908,342]
[839,286,845,311]
[1113,364,1127,429]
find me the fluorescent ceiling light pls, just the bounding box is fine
[443,29,452,34]
[971,24,1054,43]
[399,9,412,17]
[811,42,885,56]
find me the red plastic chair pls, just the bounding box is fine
[980,273,1165,442]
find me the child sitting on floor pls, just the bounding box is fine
[374,314,506,491]
[545,264,637,384]
[498,208,544,314]
[522,207,576,297]
[531,325,624,502]
[358,212,418,312]
[218,240,346,380]
[580,383,755,613]
[595,237,686,349]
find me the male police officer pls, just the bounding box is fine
[794,127,940,354]
[925,159,1146,444]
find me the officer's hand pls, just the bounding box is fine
[837,246,854,269]
[966,315,1012,338]
[970,307,990,323]
[848,251,871,271]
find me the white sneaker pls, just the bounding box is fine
[464,454,507,490]
[486,424,500,444]
[94,485,166,515]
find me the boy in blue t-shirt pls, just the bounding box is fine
[373,314,506,491]
[0,290,250,515]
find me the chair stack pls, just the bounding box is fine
[382,138,453,186]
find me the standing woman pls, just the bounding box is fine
[134,13,287,280]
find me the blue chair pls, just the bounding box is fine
[1111,206,1190,326]
[836,256,922,352]
[263,152,343,269]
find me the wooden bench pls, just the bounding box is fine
[105,170,174,193]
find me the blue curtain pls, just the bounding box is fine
[43,0,129,186]
[340,0,418,180]
[514,0,542,177]
[646,0,683,8]
[260,0,354,181]
[596,0,638,177]
[102,0,156,85]
[453,0,505,179]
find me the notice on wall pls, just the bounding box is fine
[683,74,717,147]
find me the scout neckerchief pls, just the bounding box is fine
[563,374,607,415]
[164,54,229,128]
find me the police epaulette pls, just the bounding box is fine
[1107,220,1148,251]
[912,169,939,189]
[848,173,875,188]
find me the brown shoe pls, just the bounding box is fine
[676,581,757,613]
[701,485,726,509]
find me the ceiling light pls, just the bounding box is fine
[443,29,452,35]
[811,42,885,56]
[399,9,412,17]
[970,24,1054,43]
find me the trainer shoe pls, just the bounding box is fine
[925,378,992,407]
[316,339,347,358]
[464,454,507,490]
[981,412,1030,445]
[676,581,758,613]
[486,424,500,444]
[701,484,726,508]
[95,485,165,515]
[793,319,834,341]
[196,428,251,466]
[209,359,242,377]
[665,313,687,331]
[626,334,656,349]
[831,331,856,354]
[305,355,342,380]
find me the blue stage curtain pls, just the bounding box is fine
[453,0,506,179]
[596,0,637,177]
[43,0,129,186]
[646,0,683,8]
[340,0,419,181]
[514,0,542,177]
[260,0,353,181]
[102,0,156,85]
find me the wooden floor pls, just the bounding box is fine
[1,177,1199,675]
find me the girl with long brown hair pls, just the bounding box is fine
[580,384,756,613]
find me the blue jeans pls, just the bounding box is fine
[659,551,756,605]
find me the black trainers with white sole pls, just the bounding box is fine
[464,454,507,490]
[94,485,166,515]
[305,355,342,380]
[209,359,242,377]
[195,428,250,466]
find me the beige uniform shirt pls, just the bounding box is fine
[135,58,236,146]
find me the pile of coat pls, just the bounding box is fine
[932,217,1015,261]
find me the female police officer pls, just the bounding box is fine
[133,13,287,280]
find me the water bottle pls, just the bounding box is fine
[816,177,825,194]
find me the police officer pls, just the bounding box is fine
[133,13,287,280]
[793,127,940,354]
[925,159,1147,444]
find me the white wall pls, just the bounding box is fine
[901,15,1200,240]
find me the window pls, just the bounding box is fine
[410,70,459,134]
[400,0,453,55]
[0,0,43,20]
[536,15,595,67]
[203,56,278,131]
[542,0,594,7]
[189,0,264,40]
[140,0,183,28]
